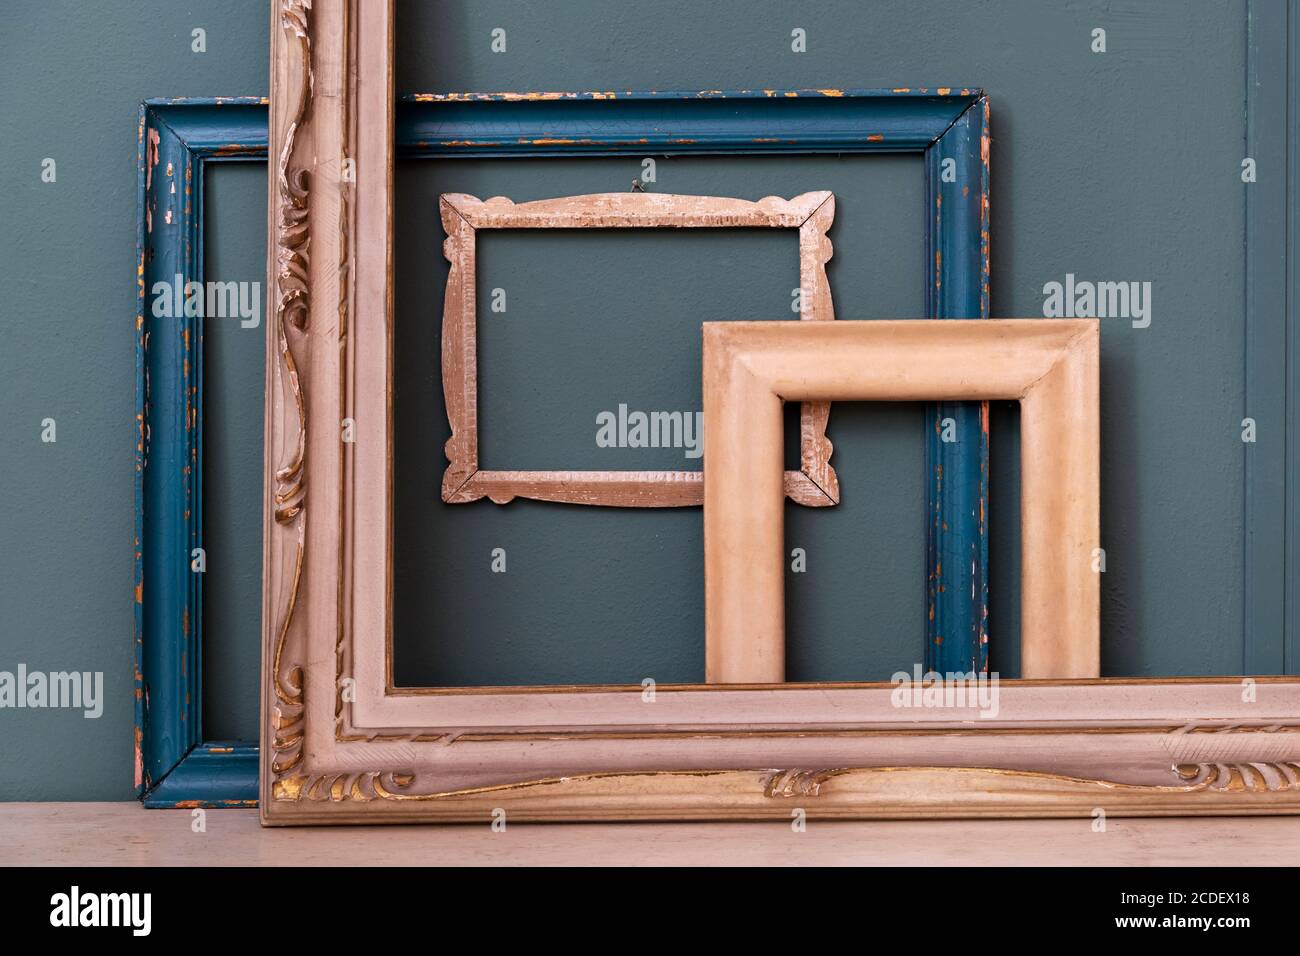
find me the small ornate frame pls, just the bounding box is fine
[439,190,839,507]
[702,320,1100,683]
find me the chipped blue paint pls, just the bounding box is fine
[136,89,990,807]
[399,87,981,157]
[925,96,991,676]
[396,88,992,674]
[135,99,265,808]
[143,743,259,809]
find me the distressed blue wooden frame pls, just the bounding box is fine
[135,98,267,807]
[400,89,992,678]
[137,89,989,807]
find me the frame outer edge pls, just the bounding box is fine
[925,96,991,677]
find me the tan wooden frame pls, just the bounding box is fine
[439,190,839,507]
[704,320,1101,683]
[261,0,1300,824]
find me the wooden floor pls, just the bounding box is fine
[2,804,1298,865]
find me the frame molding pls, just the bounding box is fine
[135,97,267,807]
[401,87,993,673]
[439,190,839,507]
[266,672,1300,822]
[702,320,1099,683]
[269,762,1300,822]
[258,5,1300,821]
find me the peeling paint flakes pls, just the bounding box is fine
[133,727,143,788]
[145,128,160,191]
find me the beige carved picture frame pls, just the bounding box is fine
[260,0,1300,824]
[439,190,839,507]
[703,319,1100,683]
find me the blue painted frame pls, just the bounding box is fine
[400,89,992,679]
[136,98,267,807]
[137,89,990,807]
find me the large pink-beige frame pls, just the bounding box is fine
[440,191,839,507]
[705,320,1101,683]
[260,0,1300,823]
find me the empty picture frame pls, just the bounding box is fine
[403,85,992,672]
[439,190,839,507]
[135,97,268,808]
[262,1,1300,823]
[703,320,1101,682]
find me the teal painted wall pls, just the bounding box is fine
[0,0,1289,799]
[0,2,268,800]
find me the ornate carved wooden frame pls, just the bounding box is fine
[261,0,1300,823]
[703,320,1100,683]
[440,190,838,507]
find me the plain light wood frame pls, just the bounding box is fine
[261,0,1300,824]
[439,190,839,507]
[703,320,1100,683]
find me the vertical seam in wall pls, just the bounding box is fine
[1244,0,1289,675]
[1244,0,1254,675]
[1287,0,1296,672]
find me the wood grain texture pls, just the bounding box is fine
[270,764,1300,823]
[9,803,1299,866]
[702,320,1099,683]
[444,470,833,506]
[438,191,840,508]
